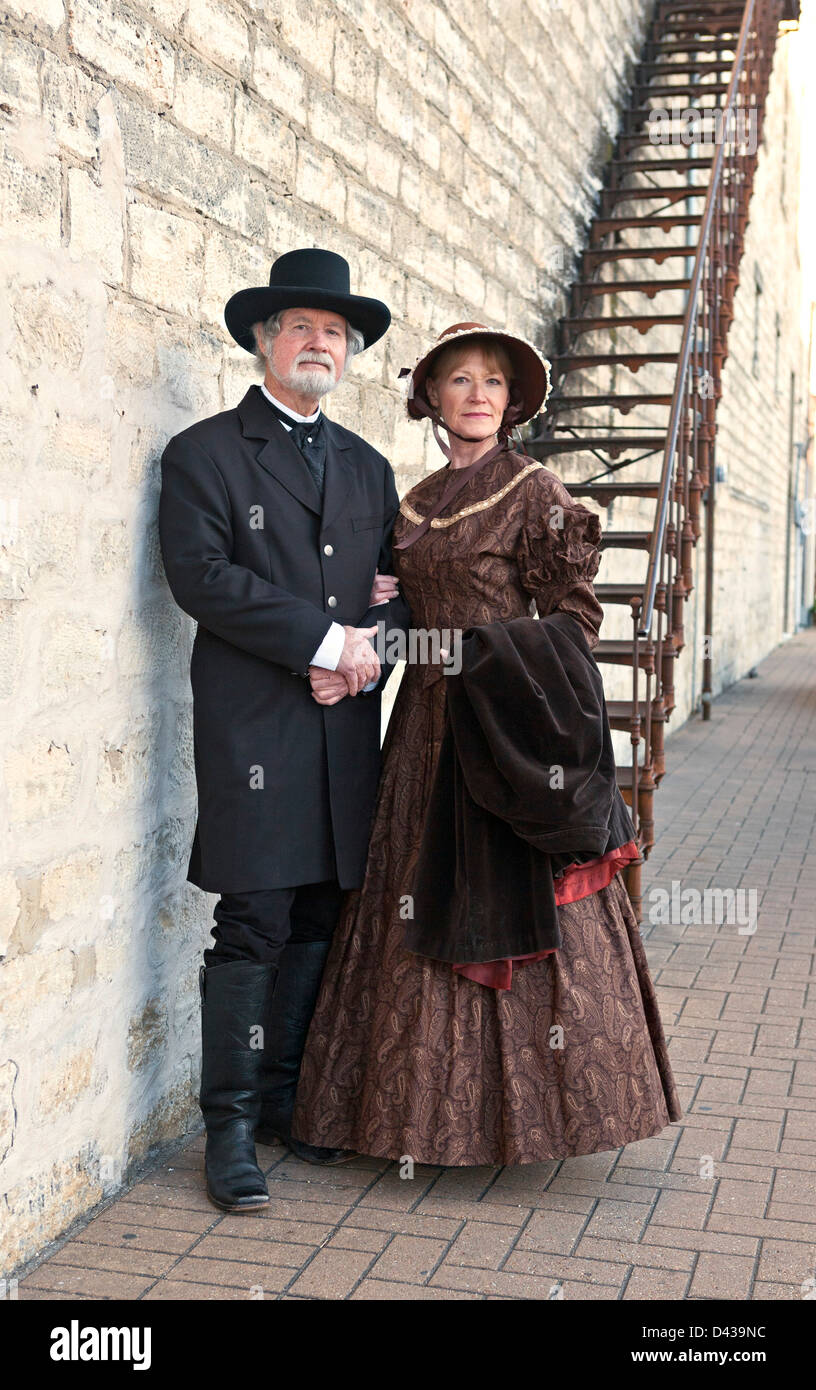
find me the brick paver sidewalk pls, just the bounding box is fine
[17,630,816,1300]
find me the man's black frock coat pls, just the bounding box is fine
[158,383,411,893]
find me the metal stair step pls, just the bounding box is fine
[635,60,734,77]
[594,583,649,606]
[574,278,692,297]
[617,130,720,151]
[658,3,746,19]
[616,764,656,789]
[599,531,657,551]
[528,435,668,459]
[582,244,701,267]
[561,312,686,334]
[633,81,730,98]
[564,481,663,498]
[593,214,703,237]
[648,37,739,53]
[606,698,668,729]
[610,155,714,172]
[648,28,743,45]
[554,352,680,373]
[602,184,708,204]
[593,639,656,670]
[659,2,746,13]
[624,99,729,120]
[547,393,675,413]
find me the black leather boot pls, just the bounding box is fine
[199,959,278,1210]
[254,940,354,1166]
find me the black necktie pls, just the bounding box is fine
[288,416,326,496]
[262,392,326,496]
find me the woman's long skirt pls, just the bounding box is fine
[292,664,682,1166]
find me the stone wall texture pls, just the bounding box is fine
[0,0,809,1274]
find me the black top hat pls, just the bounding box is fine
[224,248,391,353]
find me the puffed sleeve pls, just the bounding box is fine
[516,469,604,651]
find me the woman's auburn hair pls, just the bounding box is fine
[425,335,515,385]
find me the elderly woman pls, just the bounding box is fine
[290,322,681,1166]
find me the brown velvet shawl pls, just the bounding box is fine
[403,612,637,964]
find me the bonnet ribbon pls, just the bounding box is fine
[393,438,511,550]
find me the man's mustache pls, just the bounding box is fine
[293,352,334,369]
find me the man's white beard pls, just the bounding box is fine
[278,350,340,398]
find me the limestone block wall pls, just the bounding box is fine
[709,30,807,691]
[0,0,656,1273]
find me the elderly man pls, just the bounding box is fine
[158,248,410,1211]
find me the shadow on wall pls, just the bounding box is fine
[0,308,227,1275]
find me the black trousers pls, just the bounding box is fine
[204,879,345,969]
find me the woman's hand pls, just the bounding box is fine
[309,666,352,705]
[368,568,400,607]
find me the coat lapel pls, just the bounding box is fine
[237,385,322,516]
[321,417,354,529]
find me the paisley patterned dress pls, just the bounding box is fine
[292,447,682,1166]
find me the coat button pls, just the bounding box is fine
[324,543,334,556]
[327,595,337,607]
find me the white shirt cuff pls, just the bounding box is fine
[310,622,379,693]
[310,621,345,671]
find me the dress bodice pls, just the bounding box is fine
[392,447,605,685]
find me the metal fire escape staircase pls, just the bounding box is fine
[527,0,800,921]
